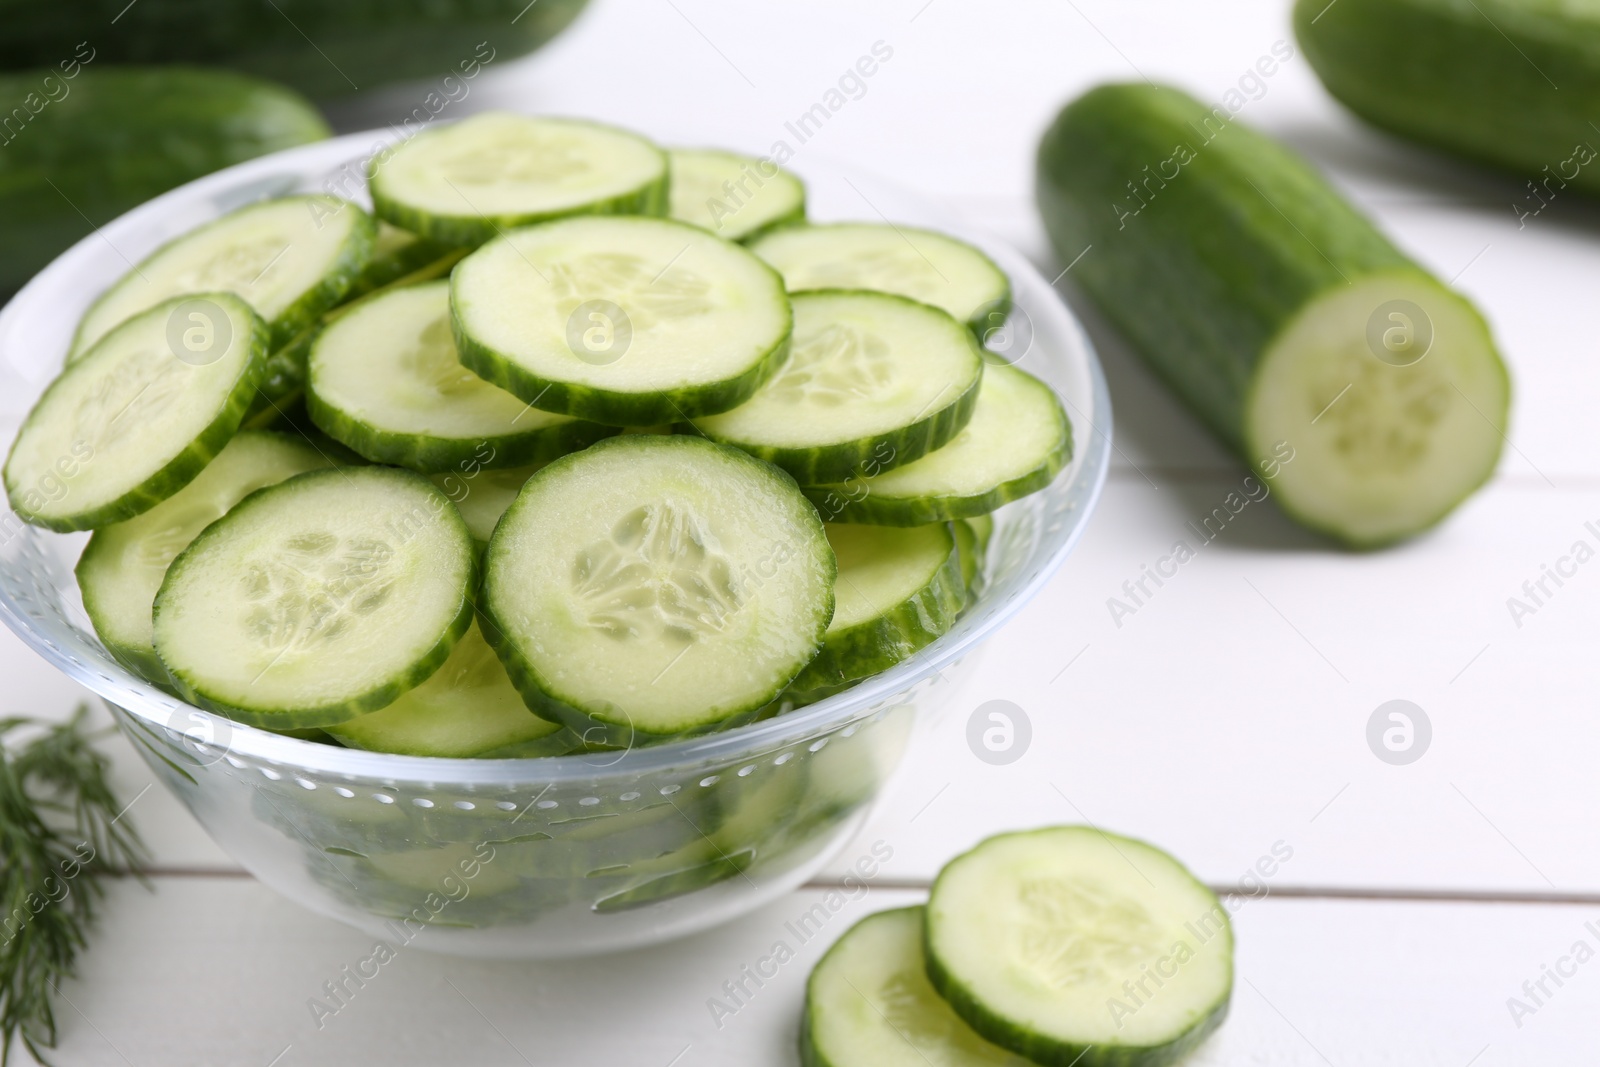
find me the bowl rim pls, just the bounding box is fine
[0,127,1112,782]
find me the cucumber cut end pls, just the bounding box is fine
[1247,273,1510,548]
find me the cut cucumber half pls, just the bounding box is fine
[69,196,375,360]
[152,466,476,729]
[307,281,616,472]
[807,364,1070,526]
[76,430,337,681]
[667,148,806,242]
[370,113,668,247]
[750,223,1010,336]
[695,291,983,484]
[326,621,572,758]
[429,462,544,545]
[789,523,964,694]
[480,435,835,744]
[5,293,269,532]
[803,907,1029,1067]
[926,827,1233,1067]
[452,215,793,425]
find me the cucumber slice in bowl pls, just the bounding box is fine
[307,280,616,472]
[69,196,375,360]
[803,907,1029,1067]
[926,827,1232,1067]
[667,148,806,242]
[749,223,1010,336]
[152,466,476,729]
[75,430,338,682]
[695,291,983,484]
[807,364,1071,526]
[789,523,964,696]
[480,435,835,745]
[370,113,668,248]
[452,215,793,425]
[5,293,269,531]
[326,621,573,758]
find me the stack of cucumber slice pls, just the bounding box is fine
[4,110,1073,756]
[805,828,1233,1067]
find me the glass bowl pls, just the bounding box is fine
[0,130,1111,958]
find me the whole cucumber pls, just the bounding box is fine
[1037,83,1511,548]
[0,66,329,293]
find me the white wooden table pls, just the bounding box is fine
[8,0,1600,1062]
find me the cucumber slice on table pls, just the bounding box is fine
[806,364,1070,526]
[749,223,1010,336]
[369,112,668,247]
[788,523,964,696]
[76,430,338,681]
[153,466,476,729]
[327,621,573,758]
[667,148,806,242]
[452,215,793,425]
[69,196,375,360]
[5,293,269,531]
[695,290,983,484]
[307,280,616,471]
[480,435,835,745]
[925,827,1232,1067]
[803,907,1029,1067]
[1038,83,1510,548]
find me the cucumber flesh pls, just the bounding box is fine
[75,430,336,681]
[452,215,793,425]
[667,148,806,242]
[326,621,570,758]
[750,223,1010,335]
[696,290,983,484]
[152,466,476,728]
[429,462,545,545]
[480,435,835,743]
[5,293,268,531]
[803,907,1029,1067]
[806,364,1070,526]
[70,196,374,359]
[369,113,668,247]
[307,280,615,472]
[925,827,1232,1067]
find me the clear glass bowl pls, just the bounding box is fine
[0,131,1111,958]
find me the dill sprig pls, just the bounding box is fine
[0,705,147,1066]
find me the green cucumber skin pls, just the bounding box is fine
[5,296,271,532]
[0,0,589,100]
[1296,0,1600,194]
[951,519,980,592]
[454,307,793,428]
[788,529,964,694]
[733,204,808,246]
[0,66,329,293]
[304,385,619,474]
[924,827,1232,1067]
[153,469,478,730]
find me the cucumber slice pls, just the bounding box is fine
[429,462,544,545]
[925,827,1232,1067]
[351,222,459,297]
[803,907,1028,1067]
[789,523,964,694]
[5,293,269,532]
[326,621,571,758]
[69,196,375,360]
[452,215,793,425]
[75,430,337,681]
[667,148,806,242]
[152,466,476,729]
[369,113,668,247]
[695,291,983,484]
[749,223,1010,336]
[1038,83,1510,548]
[307,281,616,472]
[951,520,980,595]
[480,435,835,744]
[807,364,1070,526]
